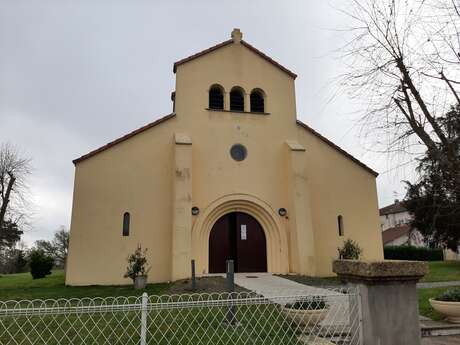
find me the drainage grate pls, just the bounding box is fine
[245,276,259,278]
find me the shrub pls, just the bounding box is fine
[384,245,443,261]
[285,297,327,310]
[435,288,460,302]
[29,250,54,279]
[338,239,363,260]
[124,245,150,281]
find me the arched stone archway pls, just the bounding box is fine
[191,194,289,275]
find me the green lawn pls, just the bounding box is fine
[0,271,300,345]
[0,270,170,301]
[0,302,299,345]
[418,285,460,321]
[422,261,460,282]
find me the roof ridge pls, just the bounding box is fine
[296,119,378,177]
[173,39,233,73]
[73,113,176,165]
[379,201,407,215]
[173,38,297,79]
[382,224,411,244]
[240,40,297,79]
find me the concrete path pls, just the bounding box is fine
[234,273,337,297]
[417,281,460,289]
[233,273,353,328]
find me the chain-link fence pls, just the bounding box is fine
[0,287,361,345]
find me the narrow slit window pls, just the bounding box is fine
[230,88,244,111]
[338,215,344,236]
[250,90,265,112]
[209,85,224,110]
[123,212,130,236]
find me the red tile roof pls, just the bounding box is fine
[382,224,411,245]
[296,120,379,177]
[379,201,407,216]
[173,39,297,79]
[73,113,176,165]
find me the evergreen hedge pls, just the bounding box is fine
[384,245,444,261]
[29,250,54,279]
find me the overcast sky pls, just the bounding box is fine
[0,1,415,245]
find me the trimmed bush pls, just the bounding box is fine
[285,297,327,310]
[384,245,443,261]
[436,288,460,302]
[338,239,363,260]
[29,250,54,279]
[124,245,150,281]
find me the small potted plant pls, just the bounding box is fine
[337,239,363,260]
[429,288,460,323]
[282,297,329,329]
[124,245,150,289]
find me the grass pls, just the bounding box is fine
[0,270,170,301]
[0,302,299,345]
[418,286,460,321]
[422,261,460,282]
[0,271,300,345]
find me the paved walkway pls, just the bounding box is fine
[234,273,336,297]
[233,273,352,328]
[417,281,460,289]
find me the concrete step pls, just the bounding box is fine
[421,320,460,337]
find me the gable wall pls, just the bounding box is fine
[66,118,177,285]
[295,126,383,275]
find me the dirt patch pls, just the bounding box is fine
[168,276,249,294]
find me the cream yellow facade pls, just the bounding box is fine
[66,29,383,286]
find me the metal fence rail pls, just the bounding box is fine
[0,287,361,345]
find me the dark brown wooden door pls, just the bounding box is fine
[209,212,267,273]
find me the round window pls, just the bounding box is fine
[230,144,247,161]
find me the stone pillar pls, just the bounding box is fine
[333,260,428,345]
[285,140,316,275]
[171,133,193,281]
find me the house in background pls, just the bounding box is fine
[379,199,424,247]
[66,29,384,286]
[379,199,459,260]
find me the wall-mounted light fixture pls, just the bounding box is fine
[191,206,200,216]
[278,208,287,217]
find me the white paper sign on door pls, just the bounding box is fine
[241,225,247,240]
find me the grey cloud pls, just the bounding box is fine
[0,0,406,243]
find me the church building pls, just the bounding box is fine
[66,29,383,285]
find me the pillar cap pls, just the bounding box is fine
[333,260,428,283]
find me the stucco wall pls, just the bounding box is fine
[66,118,177,285]
[295,126,384,276]
[66,35,383,285]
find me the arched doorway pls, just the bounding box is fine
[209,212,267,273]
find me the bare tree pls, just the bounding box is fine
[0,143,31,235]
[340,0,460,161]
[340,0,460,248]
[34,226,69,268]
